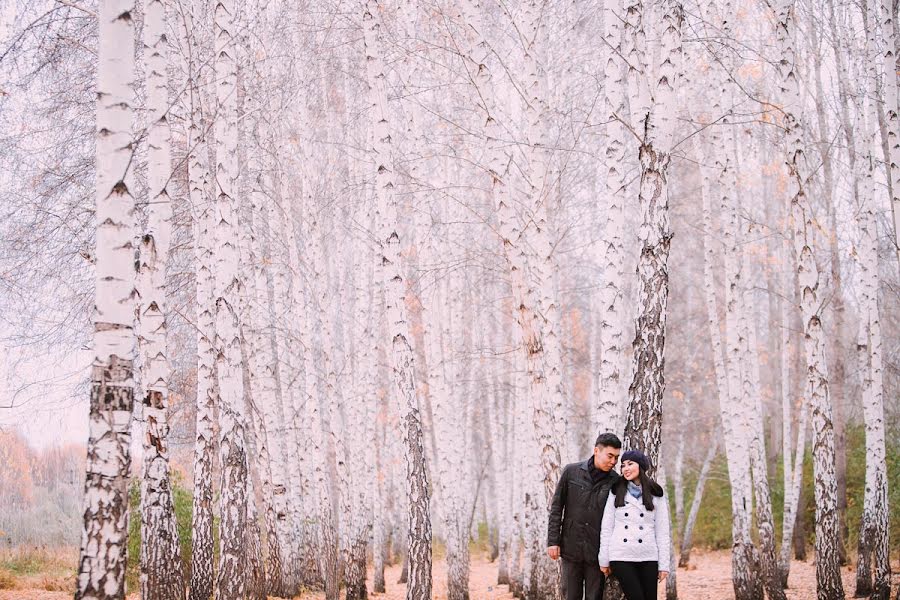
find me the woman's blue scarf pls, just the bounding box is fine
[627,481,642,499]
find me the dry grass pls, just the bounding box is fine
[0,569,17,590]
[0,546,76,595]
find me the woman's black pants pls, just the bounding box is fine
[610,560,658,600]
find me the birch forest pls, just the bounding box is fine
[0,0,899,599]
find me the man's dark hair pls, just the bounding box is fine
[594,432,622,449]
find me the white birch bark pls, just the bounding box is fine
[718,137,762,600]
[299,203,340,600]
[212,0,249,596]
[879,0,900,270]
[595,0,628,436]
[623,0,680,469]
[242,171,286,596]
[343,178,376,600]
[677,429,718,567]
[690,9,760,584]
[291,256,324,592]
[738,222,785,600]
[76,1,137,597]
[434,233,472,600]
[363,5,433,598]
[854,17,892,593]
[671,392,688,534]
[778,240,807,585]
[273,192,320,590]
[137,0,184,596]
[458,0,563,530]
[521,0,569,478]
[185,4,217,595]
[774,2,844,597]
[373,376,388,594]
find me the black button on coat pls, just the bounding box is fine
[547,458,620,563]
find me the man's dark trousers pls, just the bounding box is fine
[560,559,605,600]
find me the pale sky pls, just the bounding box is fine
[0,337,90,449]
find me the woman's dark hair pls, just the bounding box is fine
[613,467,664,511]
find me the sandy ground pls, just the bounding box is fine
[290,550,900,600]
[3,551,898,599]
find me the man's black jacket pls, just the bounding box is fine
[547,457,620,563]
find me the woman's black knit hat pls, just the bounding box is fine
[621,449,651,473]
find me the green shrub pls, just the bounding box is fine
[677,423,900,561]
[126,471,195,592]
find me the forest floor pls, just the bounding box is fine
[1,549,898,599]
[292,549,897,600]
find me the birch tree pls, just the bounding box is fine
[456,5,565,548]
[137,0,184,596]
[774,2,844,597]
[778,244,807,586]
[622,0,681,468]
[677,429,718,567]
[596,0,629,436]
[185,2,218,594]
[854,5,891,594]
[363,3,433,598]
[76,0,137,597]
[692,5,760,589]
[212,0,250,596]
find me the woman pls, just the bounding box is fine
[598,449,670,600]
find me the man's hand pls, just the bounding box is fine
[547,546,560,560]
[658,571,669,582]
[600,566,610,577]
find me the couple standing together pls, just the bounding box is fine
[547,433,671,600]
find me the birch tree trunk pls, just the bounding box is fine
[878,0,900,269]
[778,236,807,587]
[738,225,786,600]
[854,17,892,593]
[677,430,718,567]
[693,13,760,587]
[596,0,628,436]
[212,0,249,596]
[521,0,569,481]
[363,4,433,599]
[76,1,137,597]
[186,5,217,595]
[672,394,688,532]
[298,204,341,600]
[854,142,892,600]
[425,195,470,600]
[719,135,762,600]
[807,12,850,564]
[243,176,286,597]
[137,0,184,596]
[458,1,564,533]
[623,0,681,470]
[344,195,376,600]
[774,2,844,597]
[279,194,322,591]
[373,367,388,594]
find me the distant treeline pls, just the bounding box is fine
[0,429,84,546]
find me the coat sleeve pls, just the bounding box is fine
[547,466,568,547]
[655,493,671,572]
[598,493,616,567]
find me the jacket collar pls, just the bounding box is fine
[624,491,645,508]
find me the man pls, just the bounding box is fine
[547,432,622,600]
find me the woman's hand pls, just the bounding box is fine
[600,566,610,577]
[658,571,669,582]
